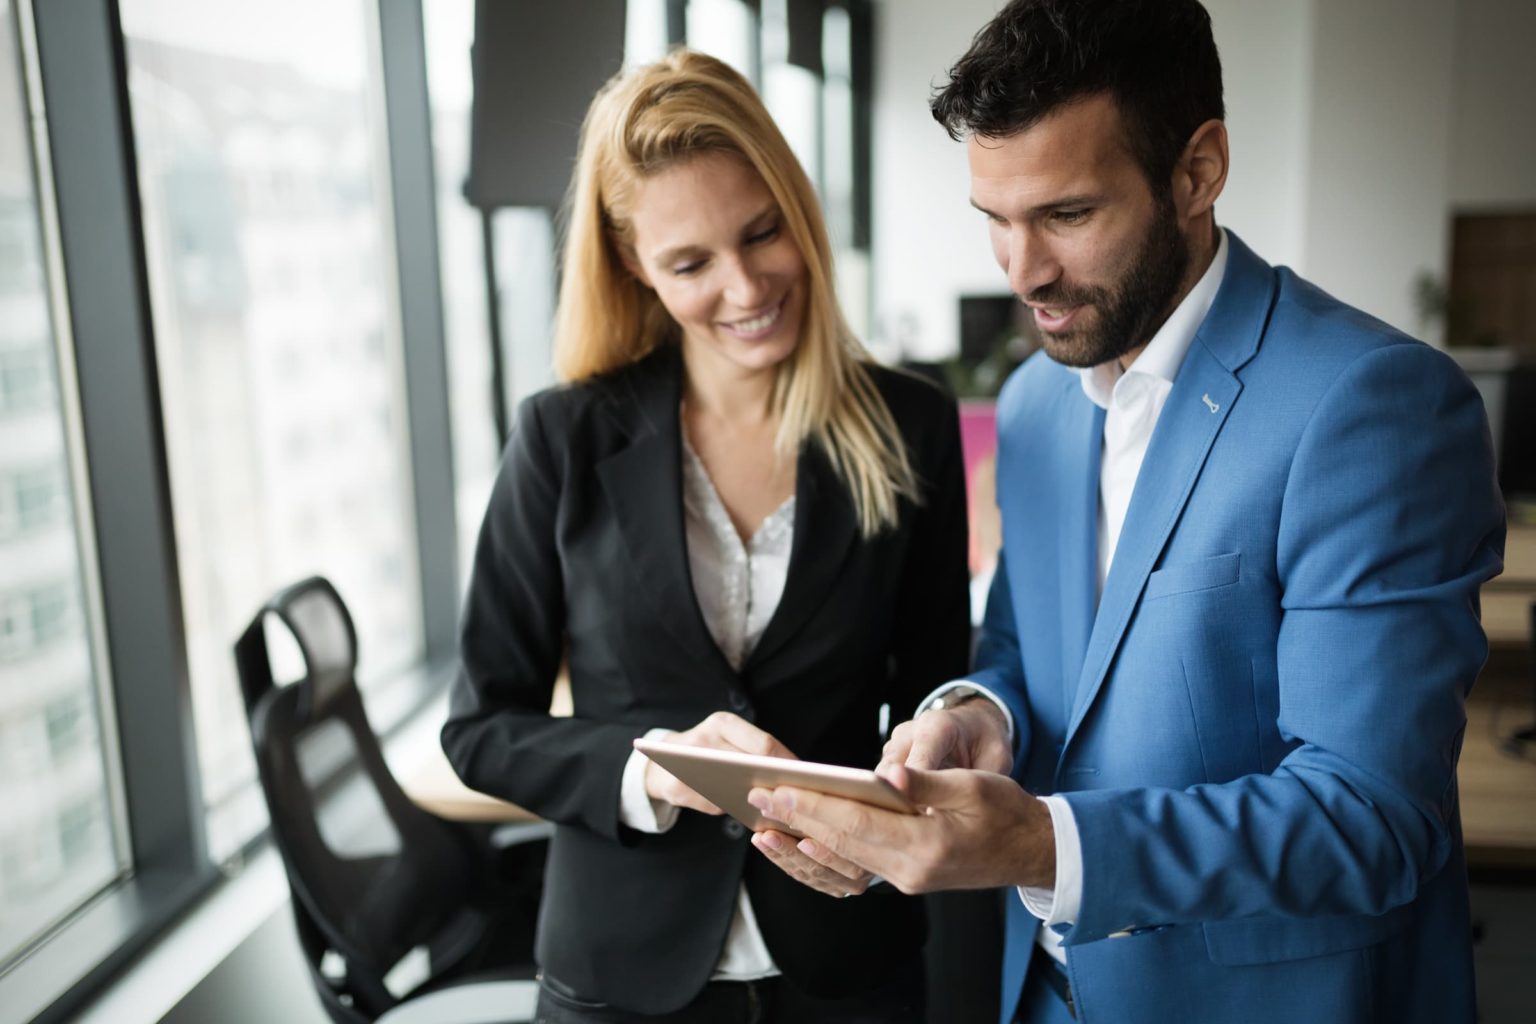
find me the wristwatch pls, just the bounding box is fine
[927,684,985,712]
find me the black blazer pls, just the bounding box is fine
[442,345,970,1014]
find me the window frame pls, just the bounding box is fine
[2,2,459,1021]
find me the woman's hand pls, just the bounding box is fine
[643,712,796,815]
[751,829,876,899]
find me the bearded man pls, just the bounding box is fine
[748,1,1506,1022]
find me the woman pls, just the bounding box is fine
[442,50,970,1022]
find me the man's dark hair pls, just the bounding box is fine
[931,0,1224,196]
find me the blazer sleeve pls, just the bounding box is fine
[969,547,1034,764]
[885,389,974,723]
[441,394,643,842]
[1061,343,1506,943]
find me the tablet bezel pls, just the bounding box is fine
[633,738,916,838]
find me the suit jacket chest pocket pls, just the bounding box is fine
[1144,551,1241,601]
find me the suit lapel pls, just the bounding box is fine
[1057,388,1103,728]
[747,441,859,672]
[595,351,736,677]
[1063,232,1276,746]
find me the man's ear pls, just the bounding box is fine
[616,238,653,288]
[1173,118,1228,221]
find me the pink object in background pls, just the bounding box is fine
[958,400,997,484]
[958,401,1000,576]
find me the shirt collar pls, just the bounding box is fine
[1078,228,1230,410]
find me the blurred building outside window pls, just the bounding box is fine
[119,0,424,862]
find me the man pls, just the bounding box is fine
[745,1,1506,1021]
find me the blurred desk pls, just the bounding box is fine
[1483,523,1536,646]
[401,669,572,823]
[1460,685,1536,872]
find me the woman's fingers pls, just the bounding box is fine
[751,829,872,897]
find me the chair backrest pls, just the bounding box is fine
[234,577,487,1017]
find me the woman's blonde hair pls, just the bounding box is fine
[553,49,920,537]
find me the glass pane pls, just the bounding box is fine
[625,0,669,69]
[492,208,556,413]
[119,0,424,860]
[0,0,127,966]
[422,0,499,582]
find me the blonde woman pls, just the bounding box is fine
[443,50,969,1023]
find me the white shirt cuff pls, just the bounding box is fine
[1016,794,1082,927]
[914,680,1016,746]
[619,728,681,833]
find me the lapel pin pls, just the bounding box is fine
[1201,393,1220,414]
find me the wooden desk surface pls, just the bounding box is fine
[1461,685,1536,871]
[1484,523,1536,646]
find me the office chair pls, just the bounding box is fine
[234,576,543,1024]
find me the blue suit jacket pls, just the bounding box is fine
[976,233,1505,1024]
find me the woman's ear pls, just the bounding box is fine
[616,238,653,288]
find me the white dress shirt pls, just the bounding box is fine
[924,230,1230,965]
[616,432,794,980]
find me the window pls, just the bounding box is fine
[422,0,499,580]
[688,0,757,82]
[119,0,425,860]
[762,0,821,191]
[0,0,127,970]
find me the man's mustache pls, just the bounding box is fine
[1022,282,1105,308]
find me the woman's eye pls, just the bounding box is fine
[747,224,779,245]
[671,260,705,276]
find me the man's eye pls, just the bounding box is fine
[1053,209,1090,225]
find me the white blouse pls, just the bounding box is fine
[616,432,795,981]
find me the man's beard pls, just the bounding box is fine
[1026,198,1191,369]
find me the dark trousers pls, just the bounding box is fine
[534,967,924,1024]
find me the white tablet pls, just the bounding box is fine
[633,738,917,838]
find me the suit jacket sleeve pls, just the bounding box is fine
[441,394,642,842]
[1061,343,1505,943]
[970,547,1033,763]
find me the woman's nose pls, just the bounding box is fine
[722,255,772,310]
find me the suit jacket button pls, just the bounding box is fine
[723,819,746,839]
[728,689,751,712]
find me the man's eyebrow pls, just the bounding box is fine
[969,194,1103,220]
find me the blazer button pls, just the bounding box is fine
[722,819,747,839]
[728,689,751,713]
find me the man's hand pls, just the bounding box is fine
[748,765,1056,893]
[641,712,795,816]
[880,698,1013,774]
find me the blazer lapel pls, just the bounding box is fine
[747,441,859,672]
[1063,233,1276,746]
[595,352,736,677]
[1057,391,1103,729]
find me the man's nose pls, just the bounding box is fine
[1006,227,1059,299]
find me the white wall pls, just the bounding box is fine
[1449,0,1536,209]
[870,0,1531,360]
[1300,0,1456,342]
[1205,0,1314,270]
[869,0,1004,360]
[870,0,1323,359]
